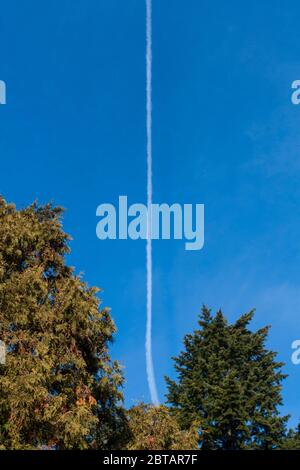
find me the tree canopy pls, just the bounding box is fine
[125,404,199,450]
[0,197,126,449]
[166,306,289,449]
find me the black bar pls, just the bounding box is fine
[0,450,298,467]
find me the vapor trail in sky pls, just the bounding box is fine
[146,0,159,405]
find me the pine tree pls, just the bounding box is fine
[281,423,300,449]
[166,306,289,449]
[0,197,126,449]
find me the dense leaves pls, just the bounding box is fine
[125,404,198,450]
[281,424,300,449]
[0,197,126,449]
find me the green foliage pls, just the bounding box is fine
[166,306,289,450]
[125,404,199,450]
[0,197,126,449]
[281,423,300,450]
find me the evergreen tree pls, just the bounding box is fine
[125,404,199,450]
[166,306,289,449]
[0,197,126,449]
[281,423,300,450]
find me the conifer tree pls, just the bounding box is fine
[125,404,199,450]
[0,197,126,449]
[281,423,300,449]
[166,307,289,449]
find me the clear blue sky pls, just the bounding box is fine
[0,0,299,427]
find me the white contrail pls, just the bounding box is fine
[146,0,159,406]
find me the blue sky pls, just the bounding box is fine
[0,0,300,427]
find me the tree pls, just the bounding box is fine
[125,404,199,450]
[0,197,126,449]
[166,306,289,450]
[281,423,300,450]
